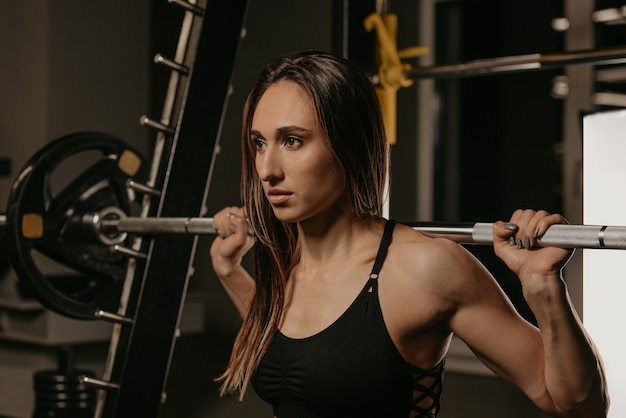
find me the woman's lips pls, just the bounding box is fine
[267,190,292,205]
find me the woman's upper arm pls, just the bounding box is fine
[440,243,553,408]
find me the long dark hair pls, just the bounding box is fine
[217,50,388,397]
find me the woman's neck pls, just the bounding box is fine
[295,212,381,275]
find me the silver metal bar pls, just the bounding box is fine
[126,179,161,197]
[592,7,626,24]
[591,91,626,107]
[407,222,626,249]
[406,46,626,79]
[80,376,119,391]
[100,217,626,250]
[94,309,134,325]
[153,53,190,75]
[406,222,479,244]
[111,244,148,260]
[596,66,626,83]
[102,216,218,235]
[3,213,626,249]
[139,115,175,134]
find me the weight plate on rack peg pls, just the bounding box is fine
[5,132,150,319]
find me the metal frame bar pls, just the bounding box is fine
[406,45,626,79]
[93,1,249,416]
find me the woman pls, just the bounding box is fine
[209,50,608,418]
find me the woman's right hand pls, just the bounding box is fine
[209,206,255,278]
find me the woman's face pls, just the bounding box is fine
[250,80,346,223]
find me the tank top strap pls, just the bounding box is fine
[369,219,396,280]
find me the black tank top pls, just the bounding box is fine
[251,220,445,417]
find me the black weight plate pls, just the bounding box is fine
[5,132,149,319]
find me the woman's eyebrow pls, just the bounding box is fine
[250,126,312,138]
[276,125,310,134]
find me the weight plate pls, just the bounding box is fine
[5,132,149,319]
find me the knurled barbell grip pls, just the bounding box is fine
[421,222,626,249]
[103,216,255,236]
[102,217,218,235]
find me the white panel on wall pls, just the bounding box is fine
[583,109,626,418]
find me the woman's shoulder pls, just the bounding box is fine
[386,222,488,294]
[377,222,490,335]
[390,222,472,262]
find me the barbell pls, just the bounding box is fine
[37,208,626,250]
[3,132,626,320]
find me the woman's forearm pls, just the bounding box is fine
[524,274,609,417]
[216,265,255,317]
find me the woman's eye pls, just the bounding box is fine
[252,138,266,150]
[285,136,302,148]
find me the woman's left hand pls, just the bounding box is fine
[493,209,574,281]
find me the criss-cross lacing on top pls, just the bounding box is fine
[410,360,444,418]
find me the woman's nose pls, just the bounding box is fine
[256,147,284,182]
